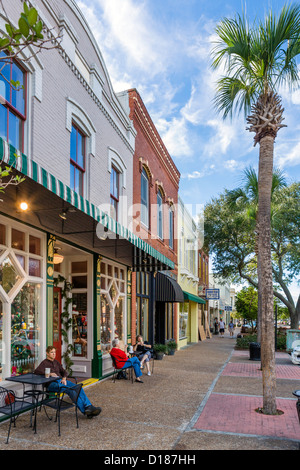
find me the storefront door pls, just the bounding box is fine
[53,287,62,363]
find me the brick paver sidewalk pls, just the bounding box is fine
[194,393,299,440]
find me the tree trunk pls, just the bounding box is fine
[258,135,277,414]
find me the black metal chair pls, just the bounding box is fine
[110,353,133,383]
[0,386,38,444]
[41,383,83,436]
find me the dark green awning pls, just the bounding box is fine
[183,291,206,304]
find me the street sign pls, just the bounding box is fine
[225,306,232,311]
[206,289,220,300]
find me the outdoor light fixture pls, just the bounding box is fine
[20,201,29,211]
[98,225,109,241]
[53,247,64,264]
[59,209,68,220]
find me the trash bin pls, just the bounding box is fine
[249,342,261,361]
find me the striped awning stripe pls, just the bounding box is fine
[0,138,174,269]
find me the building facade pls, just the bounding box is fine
[177,197,205,348]
[118,89,182,347]
[0,0,174,384]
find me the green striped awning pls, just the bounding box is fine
[0,138,175,270]
[183,291,206,304]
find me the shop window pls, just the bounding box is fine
[71,261,87,274]
[136,272,150,340]
[179,303,188,339]
[0,224,6,246]
[114,298,124,343]
[0,52,26,152]
[0,299,2,381]
[72,293,88,357]
[12,229,25,251]
[100,294,111,351]
[0,256,21,295]
[71,261,88,358]
[29,235,41,255]
[72,275,87,289]
[29,258,41,277]
[10,283,40,375]
[100,261,126,352]
[165,303,173,340]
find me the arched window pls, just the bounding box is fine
[141,168,149,228]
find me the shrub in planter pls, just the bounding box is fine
[153,343,167,360]
[167,340,177,355]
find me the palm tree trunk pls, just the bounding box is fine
[258,134,277,414]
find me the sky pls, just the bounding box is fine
[76,0,300,208]
[75,0,300,299]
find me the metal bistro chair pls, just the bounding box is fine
[0,386,39,444]
[41,382,83,436]
[110,354,133,383]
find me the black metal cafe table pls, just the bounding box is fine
[5,373,60,433]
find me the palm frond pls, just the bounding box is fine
[213,76,257,119]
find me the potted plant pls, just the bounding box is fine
[153,343,167,360]
[167,340,177,355]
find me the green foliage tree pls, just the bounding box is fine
[235,287,258,329]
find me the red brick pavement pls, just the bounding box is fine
[194,393,299,440]
[222,362,300,380]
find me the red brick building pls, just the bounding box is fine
[122,89,182,346]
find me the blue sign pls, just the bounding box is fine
[206,289,220,300]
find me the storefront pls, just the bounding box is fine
[0,138,174,381]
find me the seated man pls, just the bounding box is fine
[110,339,143,383]
[34,346,101,418]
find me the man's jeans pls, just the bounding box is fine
[122,357,142,378]
[48,379,92,414]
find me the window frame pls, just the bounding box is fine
[141,168,149,228]
[70,122,86,196]
[110,165,120,221]
[169,207,174,249]
[0,53,27,152]
[157,189,163,240]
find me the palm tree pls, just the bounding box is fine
[211,4,300,415]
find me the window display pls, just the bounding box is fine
[100,261,126,352]
[11,283,40,374]
[179,303,189,339]
[0,218,44,378]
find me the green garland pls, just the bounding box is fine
[53,274,74,376]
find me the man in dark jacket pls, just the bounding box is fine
[34,346,101,418]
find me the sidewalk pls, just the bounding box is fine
[0,331,299,450]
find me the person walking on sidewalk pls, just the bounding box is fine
[219,319,225,337]
[110,339,144,383]
[228,319,235,337]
